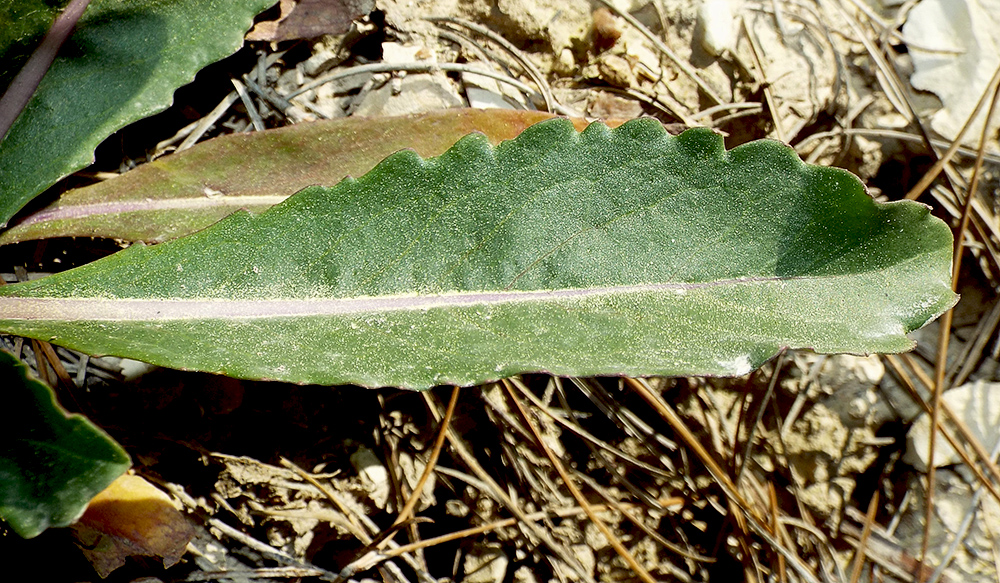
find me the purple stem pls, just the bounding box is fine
[0,0,92,141]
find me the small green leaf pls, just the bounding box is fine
[0,350,130,538]
[0,110,580,244]
[0,0,277,228]
[0,119,958,389]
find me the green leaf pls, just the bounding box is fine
[0,0,277,228]
[0,119,958,389]
[0,349,130,538]
[0,1,67,90]
[0,110,583,244]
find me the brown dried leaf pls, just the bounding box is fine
[247,0,374,42]
[73,474,194,578]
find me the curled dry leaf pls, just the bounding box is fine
[73,474,194,578]
[246,0,375,42]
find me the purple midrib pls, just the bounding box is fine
[0,277,786,321]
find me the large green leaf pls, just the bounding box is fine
[0,110,585,244]
[0,0,277,228]
[0,119,957,389]
[0,0,68,90]
[0,350,130,538]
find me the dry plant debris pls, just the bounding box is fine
[3,0,1000,582]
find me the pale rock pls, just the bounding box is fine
[513,565,539,583]
[553,48,576,77]
[461,62,528,110]
[381,41,431,64]
[303,34,351,76]
[463,543,509,583]
[902,0,1000,144]
[894,469,1000,583]
[596,54,636,88]
[698,0,741,56]
[905,379,1000,471]
[351,73,464,117]
[350,446,390,509]
[571,544,596,578]
[114,357,158,381]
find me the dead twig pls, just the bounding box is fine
[921,69,1000,577]
[386,386,459,531]
[502,379,658,583]
[848,491,879,583]
[421,389,598,583]
[594,0,725,106]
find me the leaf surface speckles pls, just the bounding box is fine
[0,119,958,389]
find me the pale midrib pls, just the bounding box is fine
[0,277,792,321]
[18,195,289,226]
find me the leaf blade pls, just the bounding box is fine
[0,0,277,227]
[0,119,957,389]
[0,350,130,538]
[0,110,585,244]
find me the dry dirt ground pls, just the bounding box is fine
[3,1,1000,582]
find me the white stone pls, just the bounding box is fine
[902,0,1000,143]
[905,380,1000,471]
[698,0,741,56]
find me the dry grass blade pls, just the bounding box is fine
[502,379,658,583]
[921,70,1000,577]
[905,62,1000,201]
[280,457,373,544]
[512,376,670,502]
[925,432,1000,583]
[767,483,786,583]
[848,492,879,583]
[594,0,724,106]
[31,338,74,391]
[885,354,1000,507]
[382,496,685,558]
[795,127,1000,164]
[570,377,679,454]
[231,77,264,132]
[826,0,913,119]
[425,16,557,112]
[624,378,822,583]
[206,516,338,579]
[388,386,459,530]
[177,91,239,151]
[947,298,1000,388]
[740,16,785,142]
[572,471,713,570]
[421,390,598,583]
[285,62,544,105]
[840,521,927,582]
[625,378,754,517]
[735,354,783,485]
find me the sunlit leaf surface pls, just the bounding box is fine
[0,119,957,389]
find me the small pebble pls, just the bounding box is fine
[592,7,622,51]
